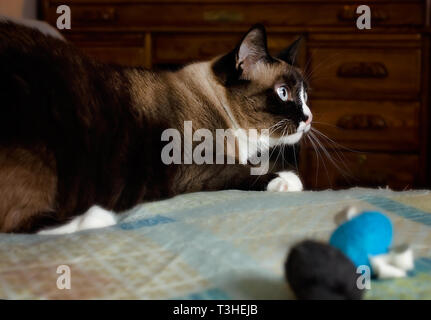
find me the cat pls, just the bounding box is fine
[0,21,312,234]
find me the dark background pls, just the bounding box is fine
[3,0,431,190]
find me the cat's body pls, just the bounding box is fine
[0,21,311,233]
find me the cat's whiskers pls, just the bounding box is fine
[303,53,342,84]
[302,56,313,80]
[308,131,353,183]
[305,134,321,186]
[250,126,288,187]
[310,129,348,162]
[292,143,299,173]
[312,121,339,129]
[268,119,287,135]
[307,132,333,188]
[278,128,287,169]
[273,126,288,169]
[310,127,361,154]
[310,128,360,186]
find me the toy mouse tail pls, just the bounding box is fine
[285,240,364,300]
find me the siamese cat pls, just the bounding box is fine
[0,21,312,234]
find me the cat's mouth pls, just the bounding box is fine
[298,113,312,134]
[276,129,305,145]
[268,114,312,147]
[238,116,312,164]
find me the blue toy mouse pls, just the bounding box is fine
[285,207,415,299]
[330,207,414,278]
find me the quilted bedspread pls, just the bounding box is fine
[1,188,431,299]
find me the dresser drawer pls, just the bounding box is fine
[65,32,147,66]
[309,47,421,99]
[302,151,419,190]
[80,46,147,66]
[153,33,238,64]
[45,1,425,29]
[310,100,420,152]
[153,32,304,64]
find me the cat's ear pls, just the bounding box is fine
[235,24,270,78]
[277,36,303,65]
[212,24,270,84]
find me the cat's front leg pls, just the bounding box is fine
[266,171,303,192]
[37,206,117,235]
[225,168,303,192]
[175,164,303,193]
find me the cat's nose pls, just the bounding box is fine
[305,113,313,125]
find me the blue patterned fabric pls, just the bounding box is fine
[0,188,430,299]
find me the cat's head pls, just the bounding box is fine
[212,24,312,149]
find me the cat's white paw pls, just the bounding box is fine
[38,205,117,235]
[266,171,303,192]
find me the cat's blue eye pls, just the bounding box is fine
[277,86,289,102]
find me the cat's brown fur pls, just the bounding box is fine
[0,22,309,233]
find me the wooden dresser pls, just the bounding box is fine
[41,0,431,190]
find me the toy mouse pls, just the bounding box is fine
[285,207,414,300]
[331,206,414,278]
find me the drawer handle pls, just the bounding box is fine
[337,114,387,130]
[203,10,244,22]
[337,5,388,22]
[75,8,117,23]
[337,62,388,78]
[357,154,368,164]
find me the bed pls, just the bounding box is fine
[1,188,430,299]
